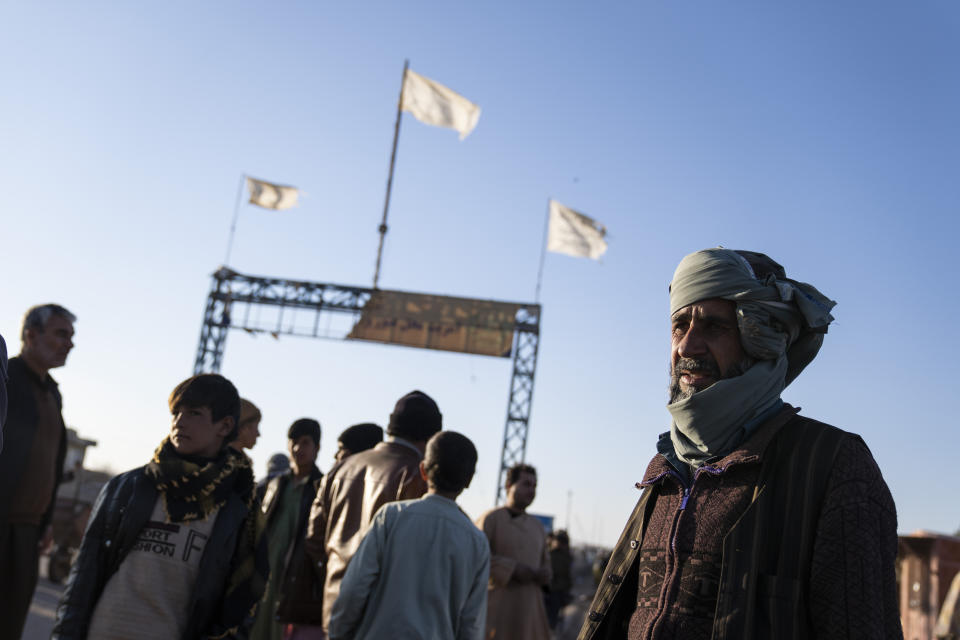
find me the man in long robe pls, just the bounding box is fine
[476,463,551,640]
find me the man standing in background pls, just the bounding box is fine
[0,303,75,639]
[545,530,574,631]
[477,463,552,640]
[282,422,383,639]
[252,418,323,640]
[333,422,383,464]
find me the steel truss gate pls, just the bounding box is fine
[193,267,541,504]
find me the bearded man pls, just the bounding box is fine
[578,249,901,640]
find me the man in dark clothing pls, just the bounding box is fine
[305,390,443,632]
[251,418,324,640]
[53,373,267,640]
[0,303,75,639]
[545,530,574,630]
[578,249,901,640]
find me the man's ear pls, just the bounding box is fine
[217,415,235,438]
[419,461,428,483]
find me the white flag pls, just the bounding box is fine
[547,199,608,260]
[247,177,299,210]
[401,69,481,140]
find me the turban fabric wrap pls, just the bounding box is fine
[666,248,836,466]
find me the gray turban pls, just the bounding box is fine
[669,248,836,386]
[665,248,838,466]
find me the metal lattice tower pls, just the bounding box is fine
[193,267,540,504]
[495,307,541,503]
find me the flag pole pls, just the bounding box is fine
[224,173,246,266]
[535,199,551,302]
[373,59,409,289]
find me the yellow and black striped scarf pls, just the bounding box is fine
[145,437,254,522]
[145,438,268,636]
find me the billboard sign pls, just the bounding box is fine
[347,291,520,357]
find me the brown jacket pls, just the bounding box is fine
[304,439,427,630]
[579,406,901,640]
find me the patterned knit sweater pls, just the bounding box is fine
[626,408,901,640]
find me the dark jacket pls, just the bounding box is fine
[578,407,902,640]
[0,355,67,534]
[259,466,324,624]
[53,466,262,639]
[549,546,574,594]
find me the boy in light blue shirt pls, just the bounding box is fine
[328,431,489,640]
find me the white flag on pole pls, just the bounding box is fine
[547,199,608,260]
[247,177,299,210]
[401,69,481,140]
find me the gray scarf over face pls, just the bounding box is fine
[666,248,836,466]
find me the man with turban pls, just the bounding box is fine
[578,249,901,640]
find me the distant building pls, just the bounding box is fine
[898,530,960,638]
[49,429,110,582]
[63,428,97,473]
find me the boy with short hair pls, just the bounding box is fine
[53,374,267,640]
[328,431,490,640]
[251,418,324,640]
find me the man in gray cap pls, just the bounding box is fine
[578,249,901,640]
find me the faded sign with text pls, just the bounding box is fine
[347,291,521,357]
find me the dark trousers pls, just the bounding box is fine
[545,590,572,630]
[0,522,40,640]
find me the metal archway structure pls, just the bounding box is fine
[193,266,541,503]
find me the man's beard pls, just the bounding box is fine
[669,356,753,403]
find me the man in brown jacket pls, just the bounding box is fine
[305,390,442,632]
[579,249,901,640]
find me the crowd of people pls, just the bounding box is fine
[0,304,568,640]
[3,246,944,639]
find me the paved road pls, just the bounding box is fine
[24,578,61,640]
[23,558,61,640]
[21,554,598,640]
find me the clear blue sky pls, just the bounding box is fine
[3,1,958,545]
